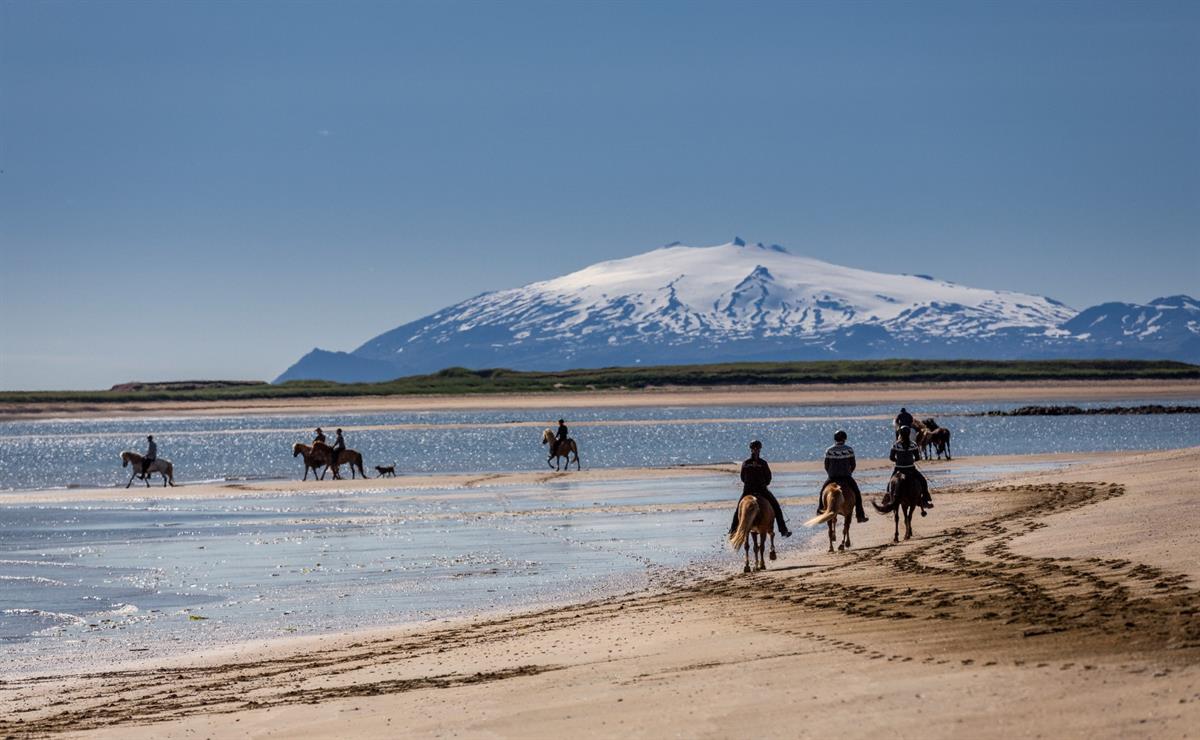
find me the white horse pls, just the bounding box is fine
[121,451,176,488]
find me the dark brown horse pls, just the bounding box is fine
[873,470,926,543]
[925,428,951,460]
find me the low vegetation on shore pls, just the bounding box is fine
[2,359,1197,405]
[976,404,1200,416]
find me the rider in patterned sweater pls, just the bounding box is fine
[891,426,933,508]
[818,430,868,522]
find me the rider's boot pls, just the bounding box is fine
[855,493,869,523]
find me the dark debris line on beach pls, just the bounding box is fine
[974,405,1200,417]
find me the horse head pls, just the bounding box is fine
[121,451,133,467]
[292,443,307,458]
[541,429,553,445]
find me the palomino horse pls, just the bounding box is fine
[292,443,368,480]
[729,494,776,573]
[541,429,580,471]
[873,470,926,543]
[120,451,176,488]
[804,482,853,552]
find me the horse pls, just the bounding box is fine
[328,448,368,479]
[541,429,580,471]
[803,482,853,553]
[729,494,776,573]
[292,443,329,481]
[120,451,176,488]
[872,470,926,543]
[926,428,951,460]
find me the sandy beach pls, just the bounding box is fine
[4,378,1199,421]
[2,445,1197,738]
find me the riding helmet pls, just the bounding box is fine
[834,430,847,442]
[749,440,763,449]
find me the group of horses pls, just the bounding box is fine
[292,442,368,480]
[731,418,950,573]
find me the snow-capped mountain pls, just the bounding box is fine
[275,239,1197,383]
[1059,295,1200,358]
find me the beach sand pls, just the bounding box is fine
[4,378,1199,420]
[2,446,1197,738]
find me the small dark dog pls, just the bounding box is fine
[375,465,396,478]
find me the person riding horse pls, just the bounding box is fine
[554,419,569,457]
[313,427,327,445]
[894,407,914,438]
[817,430,868,523]
[329,428,347,475]
[888,426,934,509]
[140,435,157,479]
[729,440,792,538]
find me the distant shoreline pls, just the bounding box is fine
[2,378,1198,421]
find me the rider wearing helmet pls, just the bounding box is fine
[729,440,792,538]
[819,430,868,522]
[894,407,914,438]
[890,426,933,508]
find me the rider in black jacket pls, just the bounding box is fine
[729,440,792,537]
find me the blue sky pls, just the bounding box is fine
[1,0,1197,389]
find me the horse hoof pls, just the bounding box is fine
[893,537,899,544]
[921,510,928,517]
[743,565,751,573]
[769,551,777,561]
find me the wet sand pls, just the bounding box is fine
[4,378,1198,420]
[2,447,1197,738]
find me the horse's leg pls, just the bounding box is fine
[893,508,900,543]
[126,471,136,489]
[768,531,776,561]
[744,536,751,574]
[843,515,851,550]
[827,519,835,553]
[904,505,914,540]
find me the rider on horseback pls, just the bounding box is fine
[140,435,157,479]
[817,430,868,523]
[894,407,914,438]
[890,426,933,508]
[729,440,792,538]
[554,419,569,457]
[313,427,327,445]
[329,428,346,477]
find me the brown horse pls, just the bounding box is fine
[541,429,580,471]
[729,494,776,573]
[120,451,176,488]
[328,448,368,479]
[804,482,853,552]
[293,443,329,480]
[293,442,367,480]
[926,427,951,459]
[873,470,926,543]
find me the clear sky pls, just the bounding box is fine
[1,0,1197,390]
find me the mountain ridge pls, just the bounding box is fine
[275,240,1198,383]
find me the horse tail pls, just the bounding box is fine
[804,510,837,527]
[730,496,757,550]
[872,497,899,514]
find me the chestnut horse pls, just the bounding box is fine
[541,429,580,471]
[729,494,776,573]
[804,482,853,552]
[120,451,176,488]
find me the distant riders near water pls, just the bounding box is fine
[122,406,942,560]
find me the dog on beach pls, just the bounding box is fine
[375,465,396,478]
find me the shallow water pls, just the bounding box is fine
[0,459,1070,676]
[2,398,1197,490]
